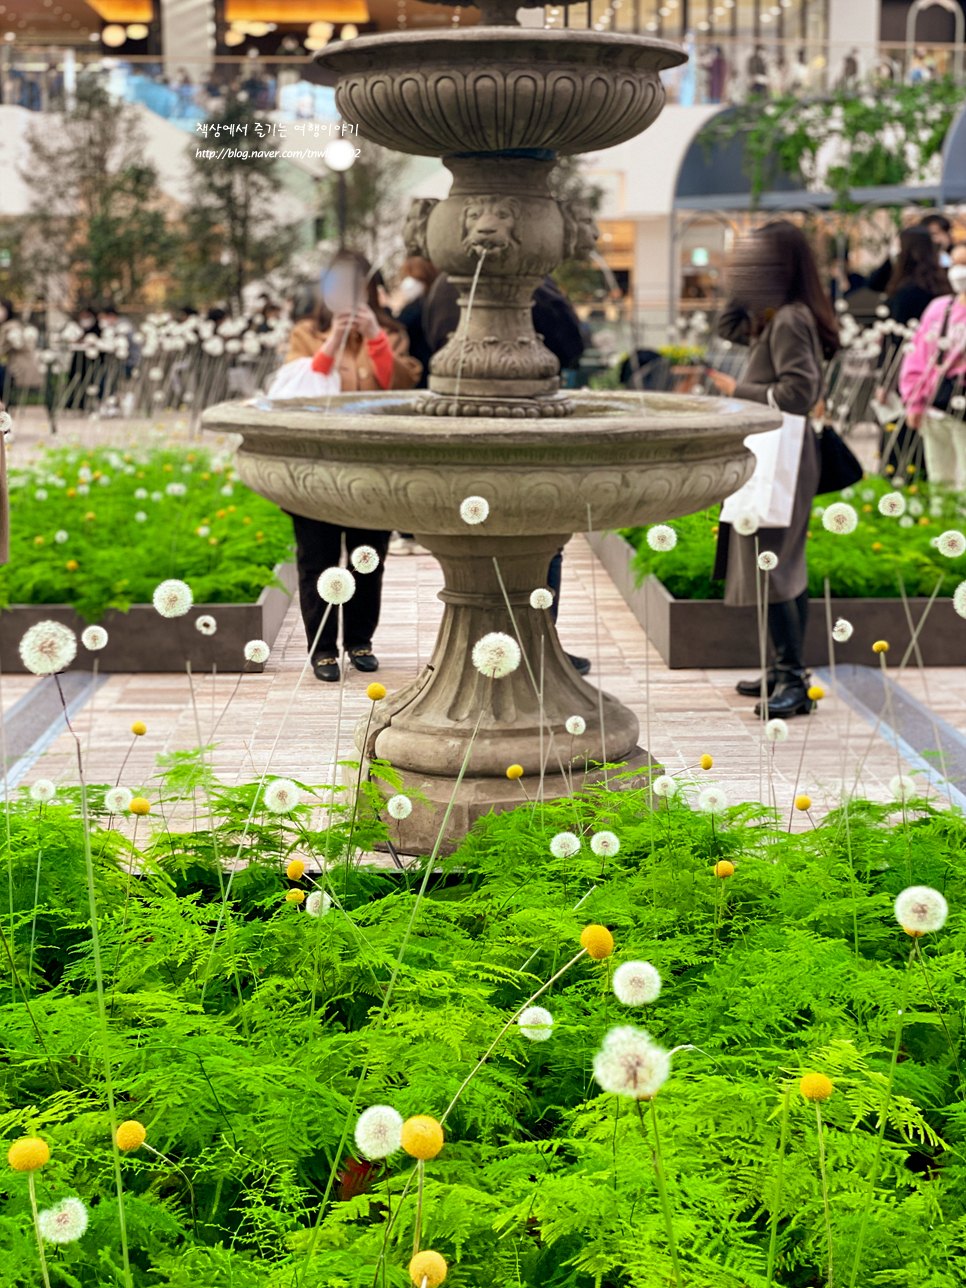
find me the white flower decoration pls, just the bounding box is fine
[697,785,728,813]
[612,961,662,1006]
[81,626,108,651]
[765,718,789,742]
[19,621,77,676]
[878,492,906,517]
[590,831,620,857]
[757,551,779,571]
[153,579,193,618]
[517,1006,554,1041]
[908,498,924,517]
[306,889,332,918]
[460,495,489,525]
[317,567,356,604]
[832,617,854,642]
[350,545,380,574]
[646,524,677,552]
[549,831,580,858]
[34,488,47,501]
[938,530,966,558]
[38,1196,88,1245]
[529,588,554,610]
[733,511,760,536]
[134,511,147,523]
[355,1105,403,1159]
[471,631,521,679]
[195,615,217,636]
[592,1025,670,1100]
[652,775,678,797]
[954,580,966,619]
[894,885,948,935]
[565,716,586,736]
[165,482,187,498]
[105,786,133,814]
[263,778,301,814]
[220,484,234,498]
[30,780,56,803]
[150,491,163,502]
[54,529,68,544]
[899,515,914,528]
[386,794,412,820]
[889,774,917,802]
[822,502,858,535]
[245,639,270,664]
[134,488,148,500]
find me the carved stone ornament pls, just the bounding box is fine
[402,197,438,259]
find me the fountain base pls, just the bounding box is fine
[413,391,575,418]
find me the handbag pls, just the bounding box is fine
[720,411,806,528]
[266,357,341,399]
[817,423,863,494]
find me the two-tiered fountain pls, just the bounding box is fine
[204,1,778,851]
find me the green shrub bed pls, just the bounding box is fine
[2,445,293,621]
[622,476,966,600]
[0,760,963,1287]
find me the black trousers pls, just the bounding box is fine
[547,547,563,623]
[768,590,810,672]
[290,514,391,658]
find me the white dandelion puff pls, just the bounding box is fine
[263,778,301,814]
[954,581,966,619]
[529,588,554,610]
[153,579,193,618]
[350,545,380,574]
[565,715,586,736]
[19,621,77,675]
[460,495,489,525]
[134,488,148,500]
[317,567,356,604]
[938,530,966,558]
[54,529,69,544]
[195,615,217,636]
[878,492,906,517]
[894,885,948,934]
[220,484,234,497]
[733,511,760,536]
[517,1006,554,1041]
[765,718,789,742]
[908,498,925,517]
[134,511,147,523]
[757,551,779,571]
[244,639,270,664]
[30,780,56,803]
[592,1025,671,1099]
[697,785,729,813]
[832,617,854,642]
[196,525,210,538]
[822,502,858,535]
[386,794,412,820]
[38,1197,88,1245]
[34,488,47,501]
[612,961,662,1006]
[590,831,620,857]
[150,491,163,503]
[355,1105,403,1159]
[651,775,678,797]
[889,774,917,802]
[81,625,108,651]
[646,524,677,551]
[549,831,580,858]
[471,631,521,679]
[104,786,133,814]
[165,482,187,498]
[306,889,332,918]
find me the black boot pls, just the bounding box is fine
[736,667,778,698]
[753,592,813,716]
[755,667,813,718]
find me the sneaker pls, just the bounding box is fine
[312,656,340,682]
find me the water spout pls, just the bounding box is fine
[452,247,488,410]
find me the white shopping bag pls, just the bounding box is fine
[266,357,342,399]
[720,413,806,529]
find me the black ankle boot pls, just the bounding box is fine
[736,669,777,698]
[754,668,813,718]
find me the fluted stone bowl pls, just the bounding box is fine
[204,391,779,537]
[315,28,686,158]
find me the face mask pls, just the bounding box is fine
[400,276,425,303]
[948,264,966,295]
[939,250,952,269]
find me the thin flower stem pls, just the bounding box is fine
[787,709,814,834]
[815,1102,833,1288]
[439,948,588,1126]
[586,504,608,786]
[636,1098,684,1288]
[28,1171,51,1288]
[28,841,43,991]
[143,1143,198,1237]
[412,1158,424,1257]
[341,694,375,898]
[765,1084,792,1288]
[848,944,915,1288]
[913,938,963,1091]
[115,733,139,789]
[878,649,913,879]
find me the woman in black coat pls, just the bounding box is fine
[706,222,840,718]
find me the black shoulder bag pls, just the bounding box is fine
[813,326,863,494]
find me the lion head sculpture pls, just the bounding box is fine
[460,195,522,257]
[402,198,439,260]
[561,200,600,262]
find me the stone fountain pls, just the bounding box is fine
[203,3,779,851]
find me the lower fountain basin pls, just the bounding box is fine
[202,390,779,538]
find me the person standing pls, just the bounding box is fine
[284,252,421,682]
[898,243,966,487]
[706,222,839,718]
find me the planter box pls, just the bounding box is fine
[588,531,965,669]
[0,563,297,673]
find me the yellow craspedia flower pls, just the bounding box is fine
[872,640,889,654]
[216,509,227,519]
[34,535,45,546]
[366,682,386,701]
[401,1115,444,1160]
[713,860,734,878]
[129,797,150,816]
[794,795,812,811]
[807,686,824,701]
[115,1120,146,1151]
[286,859,305,880]
[862,504,873,514]
[7,1137,49,1171]
[800,1073,833,1101]
[131,721,147,736]
[285,889,305,904]
[65,560,79,572]
[700,754,713,770]
[871,541,883,552]
[506,764,524,780]
[409,1250,448,1287]
[580,924,614,960]
[84,511,96,522]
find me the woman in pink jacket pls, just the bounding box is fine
[899,242,966,486]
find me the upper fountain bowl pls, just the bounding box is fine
[314,28,686,158]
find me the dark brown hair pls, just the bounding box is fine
[731,221,840,359]
[311,250,401,336]
[399,256,439,290]
[887,227,949,299]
